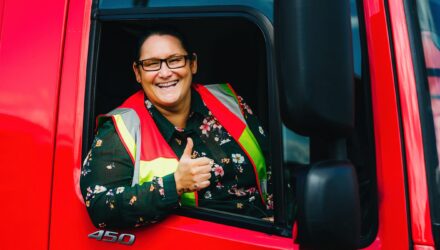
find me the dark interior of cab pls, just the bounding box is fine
[94,18,268,127]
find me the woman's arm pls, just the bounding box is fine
[80,120,179,229]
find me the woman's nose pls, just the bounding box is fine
[158,61,172,77]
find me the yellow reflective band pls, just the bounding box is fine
[239,127,267,190]
[139,158,179,185]
[113,114,136,161]
[139,159,196,207]
[181,192,196,207]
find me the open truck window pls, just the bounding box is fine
[82,0,378,243]
[82,4,288,235]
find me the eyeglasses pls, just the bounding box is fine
[136,55,192,71]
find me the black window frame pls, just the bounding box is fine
[353,0,380,246]
[82,4,292,237]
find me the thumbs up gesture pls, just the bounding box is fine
[174,137,212,195]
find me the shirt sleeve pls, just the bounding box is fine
[80,119,179,229]
[237,96,274,212]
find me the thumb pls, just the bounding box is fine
[181,137,194,158]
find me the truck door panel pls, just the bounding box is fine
[0,0,68,249]
[49,2,295,248]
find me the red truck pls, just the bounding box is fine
[0,0,438,249]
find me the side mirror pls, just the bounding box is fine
[274,0,354,137]
[296,160,361,249]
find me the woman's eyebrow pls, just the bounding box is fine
[142,53,185,60]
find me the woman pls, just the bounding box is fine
[80,27,273,229]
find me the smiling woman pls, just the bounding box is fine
[80,26,273,229]
[132,31,197,125]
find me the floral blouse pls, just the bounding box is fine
[80,88,273,229]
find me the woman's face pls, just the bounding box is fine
[133,34,197,111]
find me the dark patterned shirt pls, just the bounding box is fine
[80,88,272,229]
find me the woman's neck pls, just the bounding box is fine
[155,95,191,129]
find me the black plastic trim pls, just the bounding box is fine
[176,207,291,237]
[355,0,379,247]
[95,5,272,22]
[265,15,288,234]
[427,67,440,77]
[82,16,101,160]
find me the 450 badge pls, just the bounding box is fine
[88,230,135,245]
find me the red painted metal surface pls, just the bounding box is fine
[362,0,410,249]
[414,245,436,250]
[387,0,434,246]
[360,237,382,250]
[1,0,431,248]
[0,0,4,40]
[0,0,68,249]
[48,0,93,249]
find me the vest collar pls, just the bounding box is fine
[143,88,210,143]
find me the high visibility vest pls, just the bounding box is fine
[97,83,267,207]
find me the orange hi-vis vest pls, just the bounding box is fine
[97,83,267,207]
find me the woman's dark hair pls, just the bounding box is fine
[135,26,193,61]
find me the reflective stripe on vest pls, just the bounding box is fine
[99,83,266,207]
[194,84,267,204]
[98,98,197,206]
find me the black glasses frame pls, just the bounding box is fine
[136,55,193,72]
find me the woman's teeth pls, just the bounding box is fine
[156,80,178,88]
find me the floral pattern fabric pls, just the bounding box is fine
[80,88,272,229]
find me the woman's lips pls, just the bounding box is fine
[155,80,179,88]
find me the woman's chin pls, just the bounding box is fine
[155,95,182,107]
[159,100,179,107]
[153,90,179,104]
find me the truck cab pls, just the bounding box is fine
[0,0,438,249]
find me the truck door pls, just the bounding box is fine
[49,1,296,249]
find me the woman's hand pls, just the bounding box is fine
[174,137,212,195]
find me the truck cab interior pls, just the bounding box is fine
[92,18,268,127]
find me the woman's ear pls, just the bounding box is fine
[190,53,198,74]
[132,62,142,83]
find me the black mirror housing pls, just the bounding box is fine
[275,0,355,137]
[296,160,361,249]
